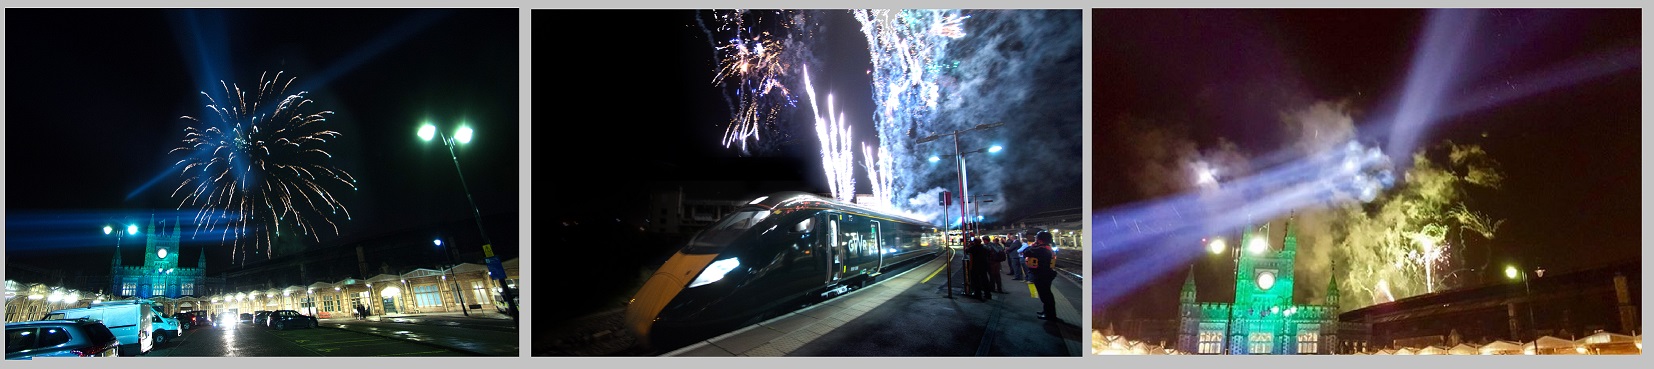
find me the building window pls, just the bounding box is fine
[322,294,338,312]
[182,283,195,296]
[1198,323,1225,354]
[152,284,165,297]
[1297,324,1320,354]
[470,281,488,305]
[122,283,136,296]
[414,285,442,307]
[1249,332,1273,354]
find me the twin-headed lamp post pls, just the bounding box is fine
[419,122,518,322]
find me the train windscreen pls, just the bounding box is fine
[684,209,770,254]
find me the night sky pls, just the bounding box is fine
[4,9,519,277]
[1091,9,1639,323]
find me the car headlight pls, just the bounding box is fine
[688,257,740,288]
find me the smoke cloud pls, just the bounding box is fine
[895,10,1083,224]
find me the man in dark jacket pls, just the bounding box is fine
[987,237,1006,293]
[1006,235,1027,280]
[964,236,993,300]
[1025,231,1059,321]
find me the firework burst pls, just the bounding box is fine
[170,71,357,265]
[700,10,803,155]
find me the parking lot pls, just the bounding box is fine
[144,320,469,357]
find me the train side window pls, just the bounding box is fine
[792,218,814,233]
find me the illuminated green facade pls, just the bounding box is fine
[110,216,208,299]
[1177,220,1340,354]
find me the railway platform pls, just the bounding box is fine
[664,247,1084,356]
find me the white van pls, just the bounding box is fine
[44,300,155,356]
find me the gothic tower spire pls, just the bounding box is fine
[1284,215,1299,254]
[1181,266,1198,304]
[1327,261,1341,309]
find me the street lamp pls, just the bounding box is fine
[918,123,1004,237]
[419,121,517,322]
[1206,235,1243,354]
[1506,264,1542,355]
[104,222,138,297]
[435,238,468,317]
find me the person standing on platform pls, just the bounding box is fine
[1006,235,1027,281]
[965,236,992,300]
[987,236,1007,293]
[1026,231,1059,321]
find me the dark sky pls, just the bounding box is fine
[4,9,519,276]
[544,9,1083,229]
[1092,9,1639,322]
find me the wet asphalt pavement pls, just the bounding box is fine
[142,316,514,357]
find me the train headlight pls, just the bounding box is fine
[688,257,741,288]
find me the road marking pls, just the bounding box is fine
[920,262,947,284]
[920,249,953,284]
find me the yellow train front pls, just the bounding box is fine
[624,192,941,350]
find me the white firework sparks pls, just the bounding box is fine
[855,9,966,218]
[862,142,895,211]
[803,65,856,202]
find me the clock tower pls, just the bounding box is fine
[144,215,182,272]
[1178,217,1340,355]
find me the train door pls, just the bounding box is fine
[825,213,844,284]
[870,221,884,272]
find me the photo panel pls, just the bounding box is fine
[535,9,1085,357]
[5,8,520,358]
[1089,8,1640,355]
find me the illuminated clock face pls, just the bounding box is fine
[1256,271,1276,290]
[158,248,168,259]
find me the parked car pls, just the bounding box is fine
[5,319,121,360]
[42,300,154,356]
[252,311,272,326]
[265,310,319,330]
[170,313,196,330]
[186,311,213,327]
[238,313,253,323]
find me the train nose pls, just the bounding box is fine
[624,252,720,342]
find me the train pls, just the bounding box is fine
[624,191,943,349]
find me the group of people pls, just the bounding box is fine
[964,230,1059,321]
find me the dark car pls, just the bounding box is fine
[186,311,212,327]
[252,311,271,326]
[265,310,318,330]
[169,313,196,330]
[5,319,121,360]
[238,313,254,324]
